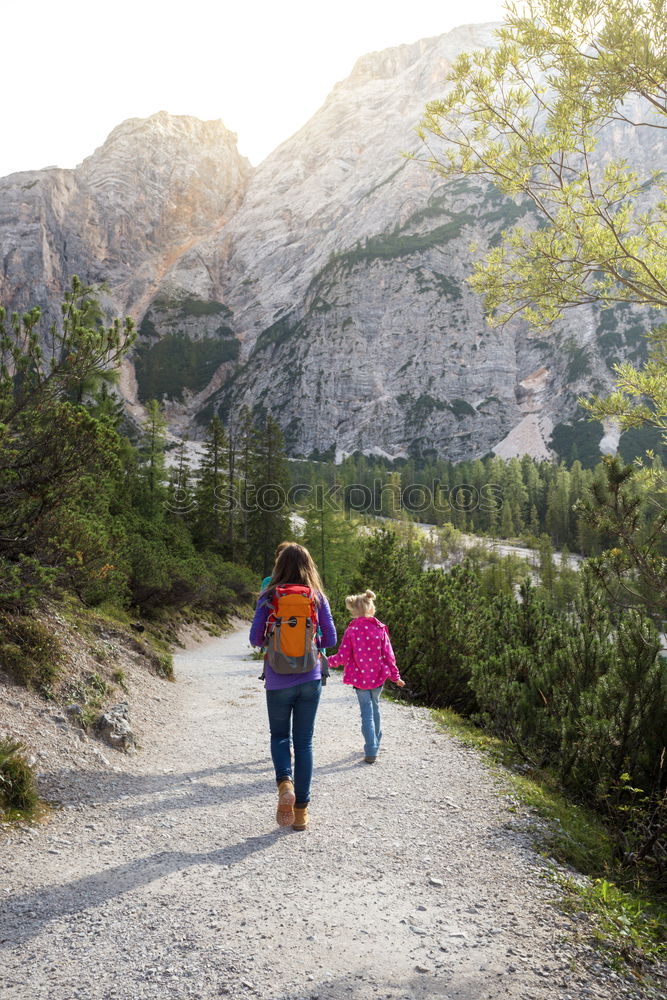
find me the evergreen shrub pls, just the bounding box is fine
[0,614,61,696]
[0,740,39,817]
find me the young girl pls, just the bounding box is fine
[249,543,336,831]
[329,590,404,762]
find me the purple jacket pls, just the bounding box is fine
[249,590,337,690]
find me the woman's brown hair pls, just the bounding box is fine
[273,541,291,562]
[266,543,325,604]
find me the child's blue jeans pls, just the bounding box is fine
[354,684,384,757]
[265,679,321,805]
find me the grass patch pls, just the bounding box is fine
[0,739,40,820]
[0,614,62,697]
[154,652,174,680]
[432,707,667,974]
[70,671,112,730]
[111,668,129,692]
[70,601,176,681]
[557,874,667,972]
[202,622,223,637]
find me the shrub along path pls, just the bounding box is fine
[0,626,658,1000]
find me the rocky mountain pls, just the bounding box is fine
[0,24,658,463]
[0,113,250,381]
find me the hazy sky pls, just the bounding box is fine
[3,0,505,178]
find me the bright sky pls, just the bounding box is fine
[3,0,505,178]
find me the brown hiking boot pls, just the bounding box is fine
[292,805,309,831]
[276,779,295,827]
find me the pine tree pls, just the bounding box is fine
[246,413,291,574]
[193,417,227,554]
[500,498,515,538]
[138,400,168,507]
[537,533,556,597]
[0,279,135,606]
[528,504,540,539]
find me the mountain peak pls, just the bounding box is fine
[78,112,246,173]
[348,36,441,83]
[347,22,500,84]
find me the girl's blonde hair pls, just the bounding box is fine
[345,589,376,617]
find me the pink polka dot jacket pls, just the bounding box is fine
[328,616,402,690]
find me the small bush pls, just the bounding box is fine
[111,667,129,692]
[155,653,174,681]
[0,740,39,818]
[0,614,62,696]
[85,672,109,699]
[69,671,113,730]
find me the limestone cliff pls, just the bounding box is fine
[0,112,250,329]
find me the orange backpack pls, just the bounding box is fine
[265,585,319,674]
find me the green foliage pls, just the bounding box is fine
[618,425,667,466]
[0,275,135,417]
[396,563,487,710]
[0,740,39,819]
[111,667,128,692]
[143,296,231,320]
[470,572,666,846]
[0,613,61,696]
[134,333,239,402]
[178,298,230,318]
[576,456,667,621]
[419,0,667,326]
[154,652,174,681]
[418,1,667,629]
[71,671,112,730]
[192,416,228,554]
[558,876,666,971]
[582,325,667,443]
[290,451,612,554]
[448,398,477,420]
[0,556,58,609]
[349,527,481,709]
[0,279,276,628]
[255,317,300,352]
[565,344,592,382]
[301,500,362,617]
[550,420,605,467]
[244,412,292,576]
[0,278,135,609]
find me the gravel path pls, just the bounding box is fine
[0,626,657,1000]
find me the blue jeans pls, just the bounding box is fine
[265,680,322,805]
[355,684,383,757]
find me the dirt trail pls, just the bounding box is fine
[0,627,655,1000]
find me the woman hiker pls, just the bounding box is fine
[249,543,336,831]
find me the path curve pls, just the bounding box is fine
[0,627,652,999]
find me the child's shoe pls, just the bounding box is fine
[276,779,295,826]
[293,805,309,831]
[364,755,377,763]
